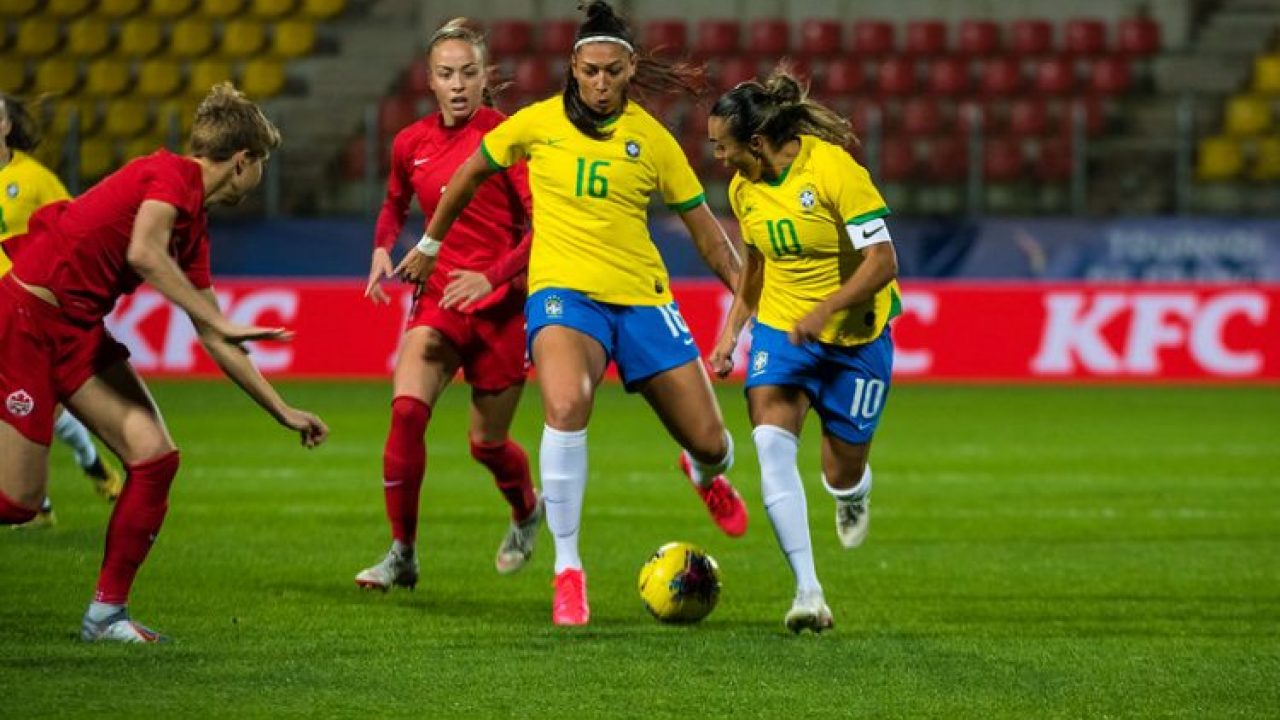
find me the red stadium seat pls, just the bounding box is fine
[1064,19,1106,57]
[876,58,916,96]
[927,56,969,96]
[846,100,884,138]
[984,137,1023,182]
[514,56,551,95]
[1010,19,1053,56]
[822,58,865,97]
[957,20,1001,56]
[1032,57,1076,95]
[1117,16,1160,57]
[901,96,942,137]
[340,135,368,180]
[488,20,532,56]
[378,95,417,139]
[905,20,947,56]
[539,20,577,54]
[1056,96,1105,138]
[1008,97,1050,137]
[878,136,915,182]
[922,135,967,183]
[1035,139,1074,182]
[402,60,429,98]
[852,20,894,57]
[747,18,789,57]
[799,19,842,57]
[716,56,758,92]
[643,19,686,56]
[979,56,1023,97]
[1089,56,1132,96]
[953,99,991,138]
[696,19,740,56]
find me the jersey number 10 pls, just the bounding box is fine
[766,218,802,257]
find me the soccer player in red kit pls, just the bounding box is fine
[0,83,328,643]
[355,18,540,591]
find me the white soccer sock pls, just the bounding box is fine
[684,430,735,488]
[86,601,125,622]
[541,425,588,574]
[54,411,98,469]
[753,425,821,594]
[823,465,872,502]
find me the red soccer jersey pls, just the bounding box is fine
[12,150,210,326]
[373,106,531,312]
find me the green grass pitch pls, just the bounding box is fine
[2,382,1278,718]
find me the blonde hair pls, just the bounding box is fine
[427,17,506,106]
[188,82,281,161]
[711,65,857,149]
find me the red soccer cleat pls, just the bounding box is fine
[680,453,749,537]
[552,568,590,626]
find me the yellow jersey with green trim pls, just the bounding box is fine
[729,135,900,347]
[480,96,704,305]
[0,150,70,276]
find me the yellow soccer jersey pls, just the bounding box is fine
[729,135,901,347]
[481,96,705,305]
[0,150,71,276]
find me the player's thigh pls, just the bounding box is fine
[531,325,607,431]
[746,384,810,437]
[64,360,175,465]
[469,382,524,445]
[0,422,50,508]
[820,433,872,488]
[638,359,728,458]
[392,326,462,405]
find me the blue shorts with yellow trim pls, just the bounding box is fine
[744,322,894,445]
[525,288,700,391]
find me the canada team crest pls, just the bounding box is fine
[5,389,34,417]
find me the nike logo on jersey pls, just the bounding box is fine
[862,222,885,239]
[413,158,430,166]
[545,138,565,147]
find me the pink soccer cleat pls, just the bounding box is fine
[680,453,749,537]
[552,568,589,626]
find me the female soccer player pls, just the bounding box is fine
[396,0,749,626]
[1,93,123,525]
[0,83,328,643]
[706,69,901,633]
[355,18,541,590]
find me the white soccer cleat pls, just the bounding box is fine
[355,548,419,591]
[80,609,169,644]
[784,589,834,634]
[835,496,870,549]
[495,496,543,575]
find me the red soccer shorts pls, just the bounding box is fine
[0,276,130,445]
[406,288,528,392]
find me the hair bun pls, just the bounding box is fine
[764,72,803,105]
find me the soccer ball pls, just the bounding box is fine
[637,541,721,624]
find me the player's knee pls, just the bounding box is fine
[542,396,591,431]
[686,423,730,464]
[0,488,39,524]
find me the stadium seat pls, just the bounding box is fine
[539,20,578,54]
[249,0,295,20]
[953,98,991,138]
[221,19,268,57]
[402,59,429,97]
[1117,16,1160,57]
[15,18,62,57]
[270,20,315,58]
[1010,19,1053,56]
[957,20,1000,56]
[1251,136,1280,180]
[905,20,947,56]
[1008,97,1050,137]
[716,56,758,92]
[0,58,29,93]
[1032,57,1076,95]
[150,0,195,19]
[136,59,184,97]
[49,98,101,136]
[921,136,966,183]
[123,134,169,160]
[1223,95,1272,136]
[0,0,39,16]
[488,20,532,56]
[927,56,969,96]
[876,58,916,96]
[103,98,152,137]
[852,20,894,57]
[67,17,113,57]
[822,57,865,97]
[1252,55,1280,95]
[1056,96,1105,138]
[695,19,740,56]
[95,0,144,17]
[241,58,286,98]
[167,18,216,59]
[642,20,686,56]
[34,58,81,95]
[978,56,1023,97]
[513,56,552,95]
[845,100,884,138]
[747,18,790,57]
[799,19,842,57]
[1196,136,1244,181]
[118,18,165,57]
[339,134,368,180]
[378,95,417,139]
[298,0,343,20]
[156,98,198,135]
[79,137,118,179]
[84,58,133,96]
[878,136,916,182]
[46,0,94,18]
[200,0,246,19]
[901,96,942,137]
[1088,56,1132,96]
[1064,19,1107,57]
[187,59,235,96]
[1035,139,1074,182]
[983,137,1023,181]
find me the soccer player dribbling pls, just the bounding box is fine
[396,1,751,626]
[707,67,901,633]
[355,18,542,591]
[0,83,328,643]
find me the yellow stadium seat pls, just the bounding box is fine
[103,98,152,138]
[298,0,343,20]
[1196,136,1245,181]
[0,59,30,94]
[84,58,134,97]
[220,19,267,57]
[68,16,114,57]
[1223,95,1272,137]
[119,18,165,57]
[1252,136,1280,181]
[156,98,198,138]
[250,0,296,20]
[241,58,286,98]
[168,18,216,59]
[186,60,235,96]
[123,134,168,160]
[34,58,82,95]
[49,99,102,136]
[78,137,118,179]
[270,20,315,58]
[136,59,184,97]
[200,0,245,19]
[94,0,145,18]
[46,0,95,18]
[0,0,40,17]
[33,135,64,170]
[1253,55,1280,96]
[149,0,195,19]
[15,18,62,57]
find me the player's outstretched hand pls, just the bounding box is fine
[394,248,436,286]
[440,269,493,311]
[708,332,738,379]
[788,308,829,346]
[364,248,394,305]
[280,408,328,448]
[218,322,295,345]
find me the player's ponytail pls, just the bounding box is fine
[711,65,857,150]
[190,82,282,161]
[427,17,509,108]
[0,94,43,152]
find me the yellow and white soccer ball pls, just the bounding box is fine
[637,541,721,624]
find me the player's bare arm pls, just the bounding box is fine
[679,202,742,292]
[709,246,765,378]
[790,241,898,345]
[395,150,498,284]
[364,247,395,304]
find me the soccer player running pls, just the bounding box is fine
[0,83,328,643]
[396,0,749,626]
[706,68,901,633]
[1,93,124,526]
[356,18,541,590]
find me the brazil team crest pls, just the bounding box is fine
[544,294,564,318]
[751,350,769,375]
[625,139,641,158]
[6,182,17,199]
[798,185,817,212]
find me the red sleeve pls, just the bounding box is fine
[142,157,195,212]
[482,160,533,288]
[373,130,413,252]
